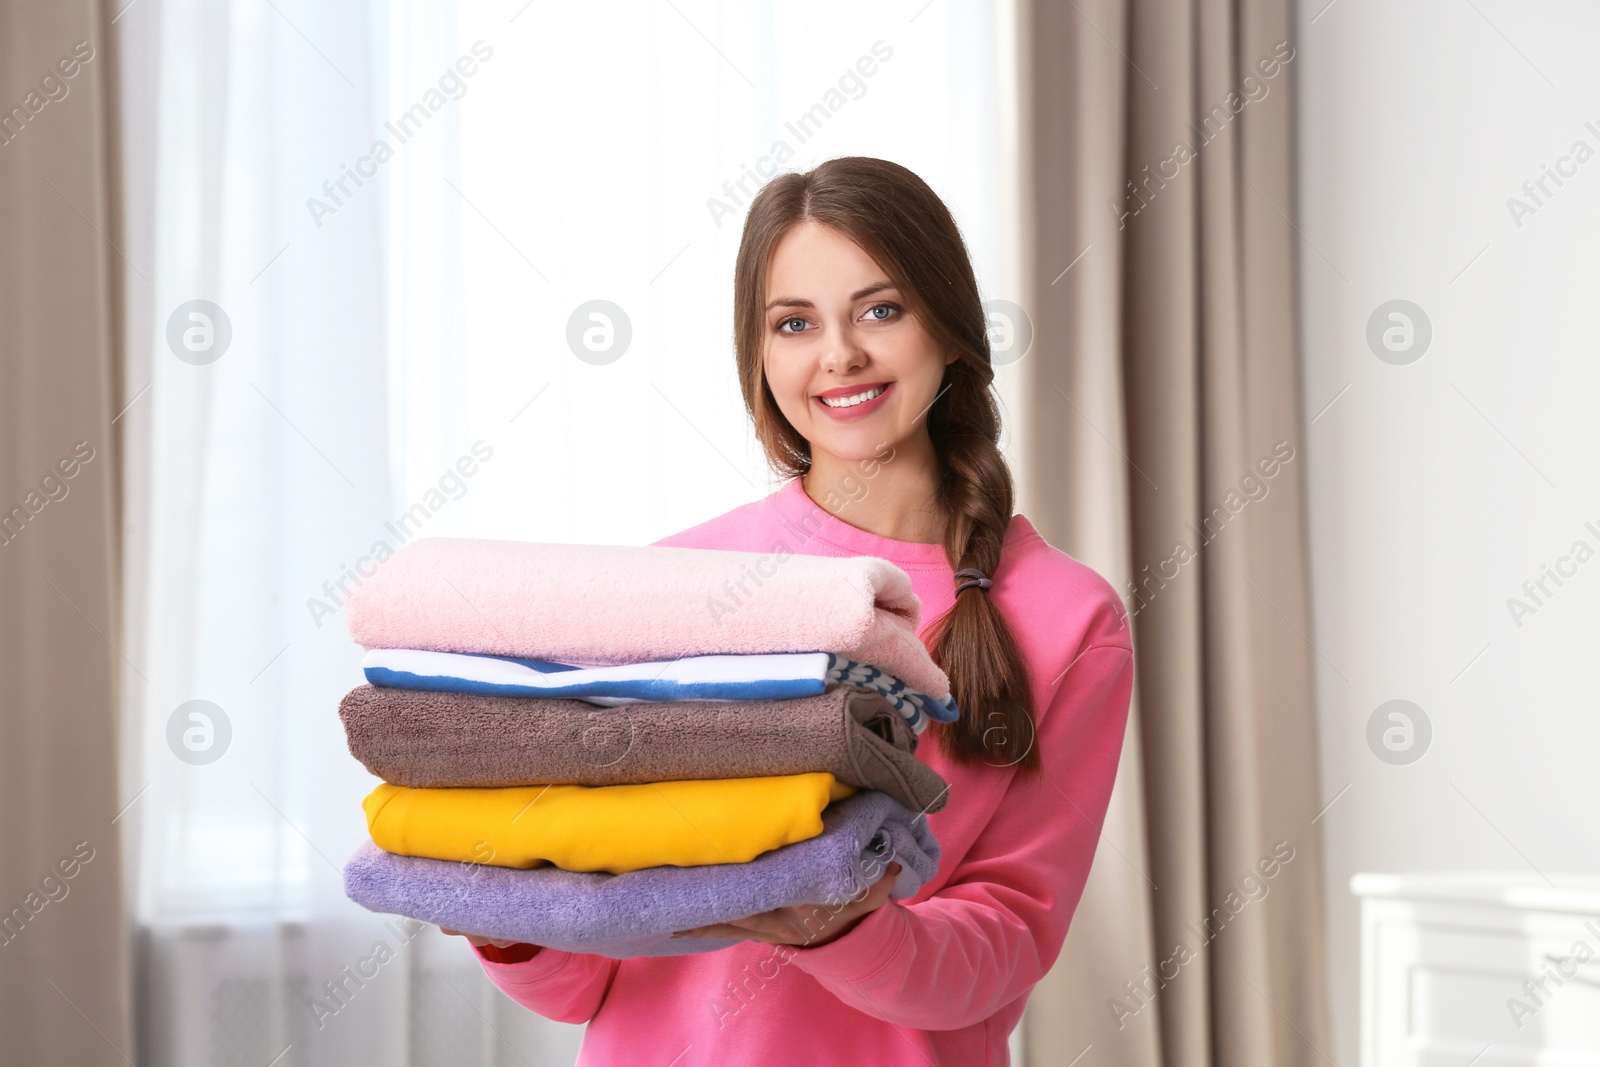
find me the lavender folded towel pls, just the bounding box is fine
[342,791,940,958]
[338,685,951,814]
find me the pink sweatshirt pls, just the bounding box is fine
[472,476,1135,1065]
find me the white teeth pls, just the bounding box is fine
[820,385,886,408]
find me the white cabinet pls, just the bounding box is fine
[1353,873,1600,1067]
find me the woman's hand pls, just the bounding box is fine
[671,861,901,948]
[438,926,524,950]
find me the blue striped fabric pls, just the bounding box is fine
[363,664,827,705]
[359,648,958,734]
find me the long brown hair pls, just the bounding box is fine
[732,155,1039,775]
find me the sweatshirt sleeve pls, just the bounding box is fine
[786,642,1135,1030]
[471,944,621,1025]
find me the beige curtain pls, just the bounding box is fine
[0,1,132,1064]
[1015,0,1333,1064]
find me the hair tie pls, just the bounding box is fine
[954,568,991,595]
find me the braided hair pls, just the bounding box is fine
[731,156,1039,774]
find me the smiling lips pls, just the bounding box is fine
[815,381,893,419]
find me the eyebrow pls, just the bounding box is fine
[765,281,896,312]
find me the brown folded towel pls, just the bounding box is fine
[338,685,950,814]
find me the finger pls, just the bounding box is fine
[675,923,753,941]
[869,863,902,899]
[442,929,513,949]
[677,913,780,938]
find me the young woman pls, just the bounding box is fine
[445,156,1135,1065]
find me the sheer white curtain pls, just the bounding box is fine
[446,1,1022,546]
[117,2,1017,1065]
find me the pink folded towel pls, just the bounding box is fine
[344,538,950,701]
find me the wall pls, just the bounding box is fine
[1295,1,1600,1062]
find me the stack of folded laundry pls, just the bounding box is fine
[336,537,956,958]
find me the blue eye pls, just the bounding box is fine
[865,304,898,321]
[777,317,808,335]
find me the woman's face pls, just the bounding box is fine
[762,220,955,465]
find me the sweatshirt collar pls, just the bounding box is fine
[767,475,1036,570]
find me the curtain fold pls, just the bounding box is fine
[115,3,448,1063]
[0,1,133,1063]
[1017,0,1333,1063]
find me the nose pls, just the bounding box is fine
[822,325,867,374]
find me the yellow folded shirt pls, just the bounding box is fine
[362,772,856,874]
